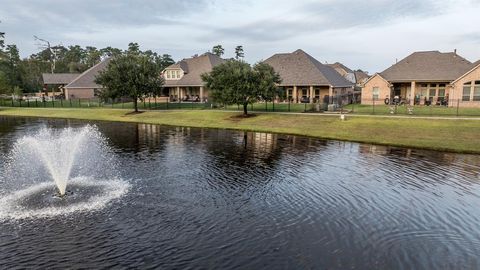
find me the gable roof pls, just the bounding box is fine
[42,73,80,85]
[380,51,472,82]
[452,59,480,84]
[65,58,111,89]
[263,49,353,87]
[164,53,226,86]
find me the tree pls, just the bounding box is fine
[235,46,244,60]
[158,54,175,70]
[127,42,140,55]
[100,46,122,58]
[202,60,281,116]
[86,46,101,67]
[95,53,164,112]
[212,45,224,57]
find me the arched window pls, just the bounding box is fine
[462,82,472,101]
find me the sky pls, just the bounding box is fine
[1,0,480,73]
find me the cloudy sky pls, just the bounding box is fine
[1,0,479,72]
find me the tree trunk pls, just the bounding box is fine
[133,97,138,112]
[243,102,248,116]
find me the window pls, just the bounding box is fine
[474,81,480,101]
[372,87,379,100]
[463,82,472,101]
[176,70,180,79]
[428,84,437,97]
[166,71,171,79]
[438,89,445,98]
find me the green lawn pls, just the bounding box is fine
[1,107,480,154]
[345,104,480,116]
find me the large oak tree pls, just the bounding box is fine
[202,60,281,115]
[95,53,164,112]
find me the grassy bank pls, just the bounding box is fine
[1,107,480,154]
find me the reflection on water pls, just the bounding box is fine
[1,116,480,269]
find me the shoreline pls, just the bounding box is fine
[1,107,480,155]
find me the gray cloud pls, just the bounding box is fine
[1,0,210,27]
[201,0,447,42]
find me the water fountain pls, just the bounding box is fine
[0,125,129,220]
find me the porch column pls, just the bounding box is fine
[309,86,314,104]
[293,86,298,103]
[176,87,181,103]
[200,86,204,102]
[328,86,334,104]
[410,81,416,106]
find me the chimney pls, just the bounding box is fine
[454,49,457,56]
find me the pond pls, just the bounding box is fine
[1,116,480,269]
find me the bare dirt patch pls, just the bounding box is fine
[123,111,145,116]
[228,114,258,122]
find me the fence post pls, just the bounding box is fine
[35,99,38,107]
[288,99,291,112]
[78,99,81,108]
[273,100,275,112]
[11,98,14,107]
[372,98,375,114]
[304,103,307,112]
[70,99,72,107]
[456,99,460,117]
[167,98,169,110]
[265,101,267,112]
[60,99,63,107]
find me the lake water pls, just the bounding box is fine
[1,116,480,269]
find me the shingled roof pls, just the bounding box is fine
[65,58,111,88]
[380,51,472,82]
[327,62,353,74]
[164,53,225,87]
[42,73,80,85]
[354,70,370,83]
[263,49,353,87]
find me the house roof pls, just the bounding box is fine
[42,73,80,85]
[354,70,369,83]
[163,53,225,87]
[263,49,354,87]
[65,58,111,89]
[327,62,353,74]
[451,59,480,84]
[380,51,472,82]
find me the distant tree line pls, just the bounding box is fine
[0,24,175,95]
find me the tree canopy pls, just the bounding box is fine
[235,46,244,60]
[212,45,225,57]
[0,28,175,95]
[95,53,164,112]
[202,60,281,115]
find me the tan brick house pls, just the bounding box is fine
[42,73,80,97]
[64,58,111,100]
[263,49,354,104]
[450,60,480,107]
[361,51,479,107]
[162,53,225,102]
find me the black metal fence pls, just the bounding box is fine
[2,95,480,117]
